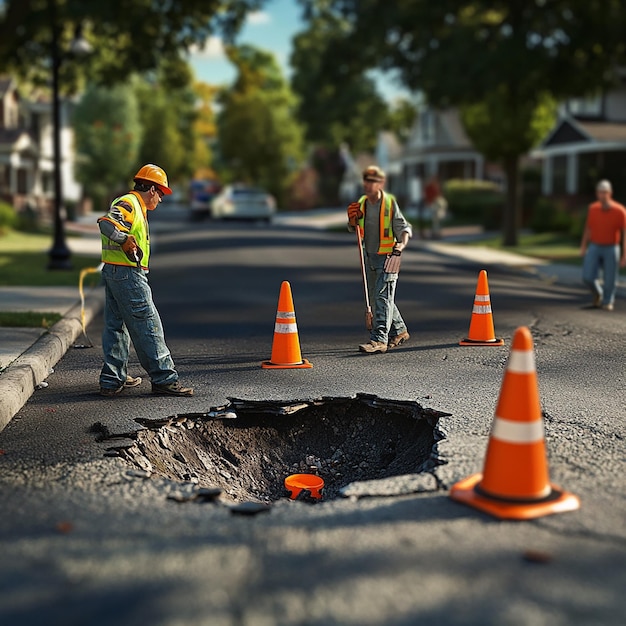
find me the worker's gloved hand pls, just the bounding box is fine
[121,234,142,264]
[347,202,363,227]
[383,248,402,274]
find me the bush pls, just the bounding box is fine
[16,203,40,233]
[530,197,575,234]
[568,208,587,239]
[0,202,17,235]
[443,179,504,229]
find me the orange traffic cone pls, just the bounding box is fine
[450,326,580,519]
[460,269,504,346]
[262,281,312,369]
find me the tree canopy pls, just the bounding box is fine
[290,6,391,155]
[0,0,264,90]
[217,45,305,207]
[307,0,626,243]
[72,83,141,212]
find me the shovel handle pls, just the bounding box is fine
[356,228,373,330]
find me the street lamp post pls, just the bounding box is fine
[47,0,72,270]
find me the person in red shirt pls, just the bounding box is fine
[580,179,626,311]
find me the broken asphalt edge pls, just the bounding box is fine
[0,286,105,432]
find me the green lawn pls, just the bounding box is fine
[0,311,62,328]
[461,232,582,265]
[0,231,102,286]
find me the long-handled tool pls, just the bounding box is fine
[75,263,103,348]
[356,227,373,330]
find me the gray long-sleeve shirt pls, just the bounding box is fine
[99,218,128,243]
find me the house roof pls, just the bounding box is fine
[0,129,36,155]
[438,109,473,148]
[577,120,626,142]
[0,76,15,98]
[0,128,25,145]
[541,117,626,148]
[377,131,404,161]
[403,108,480,160]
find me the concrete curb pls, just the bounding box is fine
[0,287,105,431]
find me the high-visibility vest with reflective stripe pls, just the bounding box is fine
[357,192,396,255]
[100,192,150,268]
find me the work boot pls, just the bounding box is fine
[100,375,142,397]
[602,303,614,311]
[592,293,602,308]
[99,385,123,397]
[358,340,388,354]
[388,331,410,349]
[151,381,194,396]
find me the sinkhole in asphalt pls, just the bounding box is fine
[120,394,448,502]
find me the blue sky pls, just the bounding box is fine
[187,0,411,102]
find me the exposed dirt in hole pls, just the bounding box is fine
[116,394,449,503]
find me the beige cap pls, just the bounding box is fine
[596,179,612,192]
[362,165,386,182]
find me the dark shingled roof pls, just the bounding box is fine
[0,128,27,147]
[0,76,15,98]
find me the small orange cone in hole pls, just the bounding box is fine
[450,326,580,520]
[285,474,324,500]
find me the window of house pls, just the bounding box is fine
[30,113,40,143]
[17,168,28,194]
[567,95,603,117]
[420,110,436,144]
[0,165,8,193]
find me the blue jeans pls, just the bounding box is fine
[582,243,620,306]
[100,264,178,389]
[366,253,408,343]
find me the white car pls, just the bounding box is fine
[211,185,276,223]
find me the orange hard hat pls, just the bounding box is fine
[134,164,172,195]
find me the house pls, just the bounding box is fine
[0,75,81,217]
[535,74,626,199]
[374,106,492,207]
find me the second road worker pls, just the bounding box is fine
[97,164,193,397]
[348,165,412,354]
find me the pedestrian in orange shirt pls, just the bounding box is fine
[580,180,626,311]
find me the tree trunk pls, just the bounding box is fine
[502,155,521,246]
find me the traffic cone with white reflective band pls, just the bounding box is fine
[459,270,504,346]
[262,281,312,369]
[450,326,580,519]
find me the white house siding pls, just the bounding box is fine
[605,89,626,123]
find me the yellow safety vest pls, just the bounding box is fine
[100,192,150,269]
[358,192,396,255]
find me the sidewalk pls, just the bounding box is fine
[0,227,104,429]
[0,215,621,431]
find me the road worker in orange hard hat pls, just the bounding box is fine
[97,164,194,397]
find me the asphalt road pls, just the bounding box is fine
[0,209,624,625]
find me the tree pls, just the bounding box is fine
[291,2,406,205]
[192,81,220,179]
[460,91,558,240]
[217,45,304,207]
[134,58,198,183]
[388,98,419,143]
[308,0,626,244]
[0,0,265,90]
[290,6,390,154]
[72,83,141,212]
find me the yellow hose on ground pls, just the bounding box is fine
[77,262,104,347]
